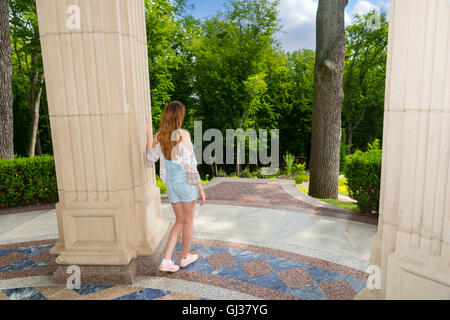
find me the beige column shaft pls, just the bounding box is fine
[358,0,450,299]
[36,0,169,265]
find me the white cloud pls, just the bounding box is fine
[345,12,352,26]
[378,1,390,15]
[277,0,389,52]
[277,0,318,51]
[347,0,383,25]
[279,0,318,30]
[352,0,378,16]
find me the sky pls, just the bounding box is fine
[185,0,390,52]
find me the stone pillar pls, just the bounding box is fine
[357,0,450,299]
[36,0,170,283]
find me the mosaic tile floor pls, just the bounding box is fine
[0,285,203,300]
[0,239,368,300]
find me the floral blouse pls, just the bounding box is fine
[146,139,201,185]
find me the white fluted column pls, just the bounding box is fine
[357,0,450,299]
[36,0,169,266]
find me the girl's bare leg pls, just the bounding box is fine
[162,202,184,260]
[181,201,196,260]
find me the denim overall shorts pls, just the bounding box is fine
[163,144,200,203]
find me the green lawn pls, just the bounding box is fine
[338,175,349,196]
[297,176,359,212]
[318,198,360,212]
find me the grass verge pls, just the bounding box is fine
[297,185,360,213]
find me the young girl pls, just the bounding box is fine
[145,101,206,272]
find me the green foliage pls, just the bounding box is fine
[156,176,167,194]
[318,199,360,213]
[239,167,254,178]
[293,163,306,175]
[297,185,308,194]
[10,0,49,157]
[144,0,201,129]
[344,140,382,213]
[0,155,58,208]
[190,0,283,174]
[338,176,349,197]
[294,174,309,185]
[343,10,388,153]
[292,162,309,184]
[283,152,295,175]
[7,0,388,186]
[280,49,315,162]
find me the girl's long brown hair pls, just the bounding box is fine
[157,101,186,160]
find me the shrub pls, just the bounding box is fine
[156,176,167,194]
[290,162,309,184]
[293,163,306,175]
[294,174,310,185]
[344,140,382,213]
[338,176,349,196]
[239,167,253,178]
[283,152,295,175]
[0,155,58,208]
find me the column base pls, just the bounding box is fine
[51,226,170,285]
[53,261,137,285]
[354,287,381,300]
[136,226,170,276]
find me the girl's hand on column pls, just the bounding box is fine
[198,184,206,205]
[146,118,151,137]
[146,119,153,149]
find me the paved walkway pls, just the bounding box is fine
[0,178,378,300]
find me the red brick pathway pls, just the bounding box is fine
[206,182,302,204]
[198,180,378,225]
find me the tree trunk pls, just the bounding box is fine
[0,1,13,159]
[309,0,348,200]
[27,88,42,157]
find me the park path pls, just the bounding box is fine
[0,178,377,300]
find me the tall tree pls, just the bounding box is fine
[0,0,13,159]
[10,0,44,157]
[309,0,348,199]
[343,10,388,153]
[281,49,315,163]
[191,0,281,175]
[144,0,198,128]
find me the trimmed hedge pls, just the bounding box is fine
[344,140,382,213]
[0,155,58,208]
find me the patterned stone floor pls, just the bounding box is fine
[0,238,367,300]
[0,178,376,300]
